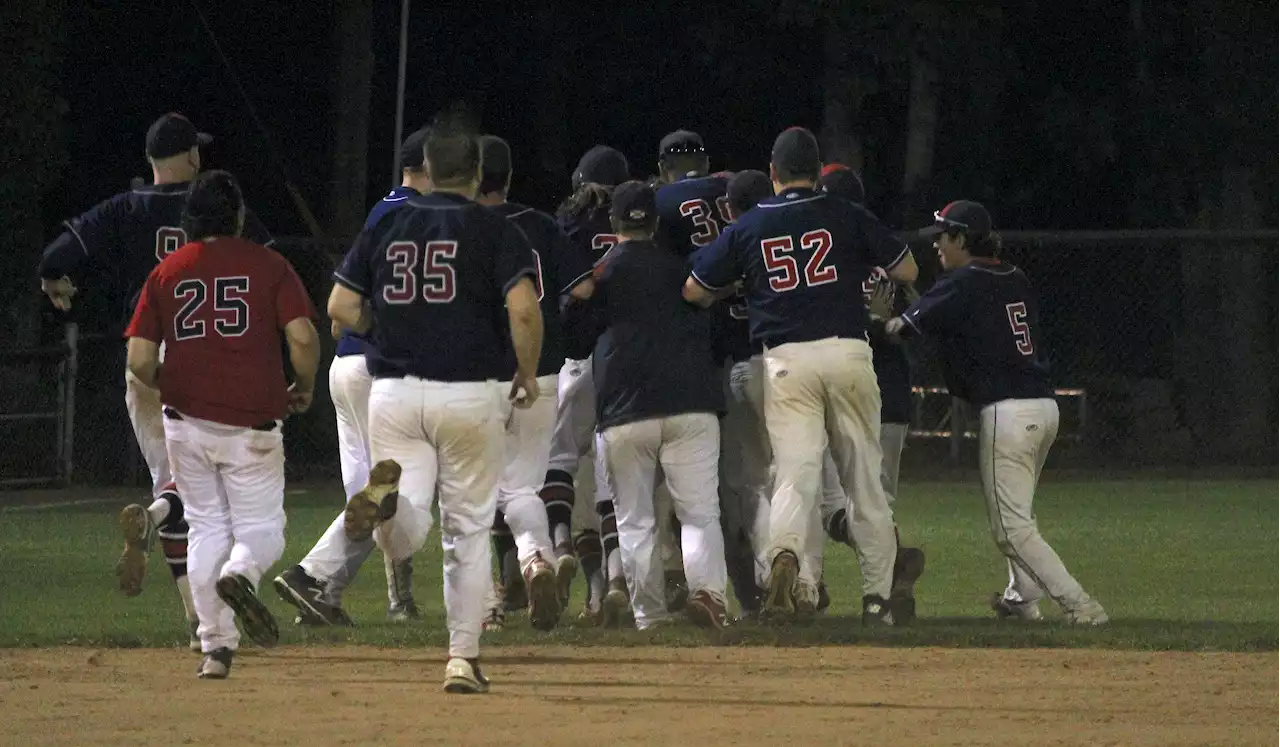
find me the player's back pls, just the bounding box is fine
[655,174,731,257]
[144,237,307,426]
[927,260,1053,407]
[492,201,572,377]
[730,187,908,350]
[352,192,531,382]
[557,200,617,359]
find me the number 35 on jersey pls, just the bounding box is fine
[381,240,544,305]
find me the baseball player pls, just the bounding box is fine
[328,119,543,694]
[124,170,320,679]
[567,181,730,636]
[815,163,926,621]
[37,113,272,650]
[272,127,433,625]
[685,127,919,626]
[885,200,1108,625]
[473,134,589,631]
[541,145,629,620]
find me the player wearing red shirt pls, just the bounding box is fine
[125,171,320,679]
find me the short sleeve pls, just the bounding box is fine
[333,230,375,297]
[40,198,117,278]
[124,270,164,343]
[689,223,741,291]
[494,218,538,297]
[275,262,316,328]
[861,212,910,271]
[901,274,967,337]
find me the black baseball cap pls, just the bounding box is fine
[573,145,630,190]
[819,163,865,203]
[478,135,512,193]
[658,129,705,159]
[921,200,993,239]
[146,113,212,159]
[770,127,821,177]
[610,180,657,228]
[399,127,431,170]
[726,170,773,217]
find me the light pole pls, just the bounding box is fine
[391,0,410,188]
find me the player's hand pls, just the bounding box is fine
[509,371,539,409]
[41,276,77,311]
[884,317,907,340]
[288,384,313,414]
[867,273,895,321]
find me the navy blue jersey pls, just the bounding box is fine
[711,292,758,364]
[900,259,1052,407]
[492,201,589,377]
[334,191,537,382]
[335,185,420,358]
[38,181,272,330]
[655,174,732,257]
[558,206,618,359]
[690,187,909,350]
[591,240,724,430]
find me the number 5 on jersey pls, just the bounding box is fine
[1005,302,1034,355]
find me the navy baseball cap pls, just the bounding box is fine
[658,130,705,158]
[726,170,773,216]
[146,113,212,159]
[573,145,630,190]
[610,180,657,228]
[770,127,821,177]
[922,200,993,239]
[399,127,431,170]
[479,135,512,193]
[819,163,865,203]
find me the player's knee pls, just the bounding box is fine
[675,499,718,530]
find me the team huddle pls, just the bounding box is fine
[37,112,1109,693]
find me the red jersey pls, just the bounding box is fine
[125,237,315,427]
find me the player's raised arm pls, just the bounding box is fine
[684,225,741,308]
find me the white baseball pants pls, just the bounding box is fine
[496,374,559,567]
[164,412,286,653]
[125,371,172,497]
[763,337,896,599]
[981,398,1092,610]
[368,377,503,659]
[818,421,910,527]
[600,413,727,629]
[547,358,596,477]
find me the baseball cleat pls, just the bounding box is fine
[343,460,402,542]
[664,570,689,613]
[793,581,820,622]
[816,579,831,613]
[272,565,353,626]
[196,647,234,680]
[215,574,279,648]
[685,590,732,644]
[553,551,578,609]
[761,551,799,623]
[862,594,896,627]
[889,546,926,625]
[482,605,506,633]
[443,657,490,694]
[387,601,421,623]
[524,554,562,632]
[1065,599,1109,626]
[601,578,629,629]
[115,503,155,597]
[188,620,201,652]
[991,593,1043,622]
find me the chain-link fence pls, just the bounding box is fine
[1,230,1274,488]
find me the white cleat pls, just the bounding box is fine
[991,593,1044,622]
[1065,599,1109,626]
[443,657,490,694]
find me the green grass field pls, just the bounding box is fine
[1,477,1275,652]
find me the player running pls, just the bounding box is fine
[685,127,918,626]
[272,127,433,625]
[474,134,588,632]
[567,181,731,637]
[37,113,272,650]
[124,170,320,678]
[328,118,544,693]
[885,200,1108,625]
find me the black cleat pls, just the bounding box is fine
[862,594,895,627]
[196,647,234,679]
[216,574,279,647]
[889,546,925,625]
[272,565,353,626]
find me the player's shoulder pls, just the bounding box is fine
[496,201,555,230]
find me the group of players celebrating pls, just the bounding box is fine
[37,111,1109,693]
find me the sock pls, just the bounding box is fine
[539,469,575,548]
[491,511,517,586]
[156,487,189,580]
[146,483,175,527]
[596,500,621,582]
[606,548,623,583]
[824,507,852,546]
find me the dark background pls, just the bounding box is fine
[0,0,1275,484]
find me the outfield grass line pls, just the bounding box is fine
[0,497,121,513]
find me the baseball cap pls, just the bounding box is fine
[770,127,821,177]
[399,127,431,170]
[818,163,865,204]
[609,180,657,228]
[921,200,993,239]
[146,113,212,159]
[573,145,630,190]
[658,130,705,159]
[726,170,773,217]
[478,135,512,193]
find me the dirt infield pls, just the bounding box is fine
[0,645,1273,747]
